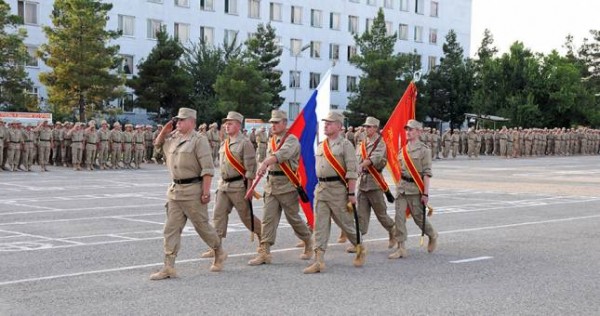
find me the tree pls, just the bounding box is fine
[128,29,192,120]
[471,29,500,116]
[183,41,227,123]
[246,23,285,111]
[0,0,35,111]
[214,58,272,119]
[38,0,123,121]
[425,30,473,129]
[346,8,420,126]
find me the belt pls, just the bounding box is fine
[318,176,342,182]
[401,175,415,183]
[268,171,285,176]
[40,139,50,141]
[87,142,96,145]
[101,139,108,142]
[72,141,82,143]
[135,142,143,144]
[173,177,202,185]
[25,140,32,143]
[10,141,21,143]
[222,175,244,183]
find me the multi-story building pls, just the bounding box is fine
[10,0,472,120]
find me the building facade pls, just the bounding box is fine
[10,0,472,120]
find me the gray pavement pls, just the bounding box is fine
[0,155,599,315]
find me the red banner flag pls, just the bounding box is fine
[382,82,417,184]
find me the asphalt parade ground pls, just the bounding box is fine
[1,155,599,315]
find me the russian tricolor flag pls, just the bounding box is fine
[288,68,332,228]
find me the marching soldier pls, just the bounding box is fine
[110,122,123,169]
[352,116,396,251]
[84,120,99,170]
[255,126,267,163]
[200,111,261,258]
[150,107,227,280]
[67,123,84,171]
[304,111,366,274]
[97,121,111,169]
[34,120,53,171]
[133,124,145,169]
[247,110,313,266]
[389,119,437,259]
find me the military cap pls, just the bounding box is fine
[362,116,380,127]
[222,111,244,124]
[174,107,197,120]
[321,111,344,124]
[405,119,423,130]
[269,110,287,123]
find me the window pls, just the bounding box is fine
[429,28,437,44]
[428,56,437,71]
[120,54,134,75]
[399,23,408,40]
[118,15,135,36]
[17,1,38,25]
[289,102,300,119]
[431,1,439,17]
[330,75,339,91]
[174,23,190,43]
[147,0,163,3]
[347,45,357,61]
[200,0,214,10]
[25,46,38,67]
[311,9,322,27]
[225,0,238,14]
[270,2,282,21]
[330,104,339,110]
[249,0,260,18]
[247,32,256,40]
[329,43,339,60]
[147,19,163,39]
[349,0,359,3]
[289,71,300,88]
[291,6,302,24]
[366,18,373,32]
[400,0,409,11]
[330,12,340,30]
[367,0,376,5]
[346,76,357,92]
[290,38,302,55]
[175,0,189,7]
[310,41,321,58]
[309,72,320,89]
[415,0,424,14]
[385,21,393,36]
[384,0,393,9]
[348,15,359,34]
[414,26,423,42]
[200,26,214,45]
[224,29,239,45]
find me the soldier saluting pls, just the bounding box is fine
[304,111,366,274]
[389,119,437,259]
[247,110,313,266]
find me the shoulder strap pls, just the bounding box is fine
[401,145,425,194]
[360,140,390,192]
[224,138,247,177]
[323,139,347,186]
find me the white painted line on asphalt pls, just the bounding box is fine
[449,256,493,264]
[0,212,164,226]
[2,213,600,286]
[0,229,83,245]
[114,217,165,225]
[0,203,164,216]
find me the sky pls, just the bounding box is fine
[470,0,600,56]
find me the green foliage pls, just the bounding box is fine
[183,41,227,123]
[0,0,35,110]
[127,29,192,121]
[38,0,123,121]
[346,8,423,126]
[214,58,272,120]
[425,30,473,129]
[246,23,285,111]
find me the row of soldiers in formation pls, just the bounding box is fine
[149,108,436,279]
[0,119,163,172]
[345,125,600,160]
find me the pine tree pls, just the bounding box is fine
[0,0,34,111]
[246,23,285,111]
[38,0,123,121]
[128,29,192,120]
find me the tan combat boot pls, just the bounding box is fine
[248,243,272,266]
[346,245,357,253]
[300,238,313,260]
[352,245,367,267]
[303,250,325,274]
[388,242,408,259]
[210,247,228,272]
[428,235,438,253]
[295,240,305,248]
[337,231,347,243]
[150,255,177,280]
[200,248,215,258]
